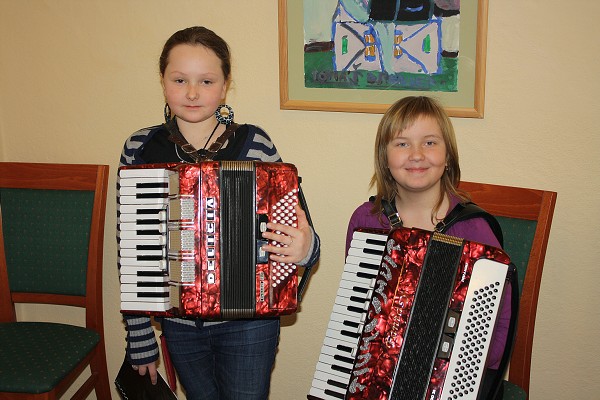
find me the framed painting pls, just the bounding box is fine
[278,0,489,118]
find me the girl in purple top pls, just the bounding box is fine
[345,96,511,381]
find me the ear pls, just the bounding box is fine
[160,75,167,96]
[220,80,228,102]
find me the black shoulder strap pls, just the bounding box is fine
[435,202,504,248]
[377,198,504,247]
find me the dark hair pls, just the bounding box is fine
[159,26,231,81]
[370,96,468,221]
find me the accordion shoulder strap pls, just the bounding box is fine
[377,197,504,248]
[435,202,504,248]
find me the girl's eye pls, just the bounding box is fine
[174,79,185,84]
[425,140,436,146]
[203,80,213,85]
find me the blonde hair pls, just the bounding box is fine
[369,96,468,222]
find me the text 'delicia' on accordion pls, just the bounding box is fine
[118,161,300,319]
[308,227,513,400]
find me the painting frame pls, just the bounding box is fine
[278,0,489,118]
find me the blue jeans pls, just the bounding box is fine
[162,318,280,400]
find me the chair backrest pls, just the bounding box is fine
[0,162,109,332]
[459,181,557,395]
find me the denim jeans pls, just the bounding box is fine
[162,318,280,400]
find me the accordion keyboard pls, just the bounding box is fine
[308,230,387,400]
[118,167,173,312]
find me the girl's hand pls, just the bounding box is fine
[261,205,312,264]
[132,361,158,385]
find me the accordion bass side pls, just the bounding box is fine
[118,161,300,319]
[308,227,512,400]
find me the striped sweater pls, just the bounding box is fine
[118,123,320,365]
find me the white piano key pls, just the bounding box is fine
[327,310,363,328]
[119,248,164,258]
[119,237,166,248]
[310,376,347,397]
[327,319,361,337]
[119,185,169,196]
[118,229,166,240]
[120,274,168,284]
[119,203,165,215]
[121,301,171,312]
[339,270,374,288]
[118,210,167,222]
[311,369,350,392]
[119,194,169,205]
[323,326,361,347]
[121,292,169,302]
[347,247,383,261]
[334,287,370,305]
[120,283,168,293]
[350,238,385,253]
[119,176,169,186]
[119,168,170,179]
[351,230,388,242]
[319,343,355,360]
[315,359,351,381]
[308,385,345,400]
[119,221,167,232]
[322,336,358,353]
[119,258,167,269]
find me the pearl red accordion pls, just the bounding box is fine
[118,161,300,319]
[308,227,512,400]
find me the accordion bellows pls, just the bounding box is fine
[118,161,300,319]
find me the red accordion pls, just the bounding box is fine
[118,161,299,319]
[308,227,512,400]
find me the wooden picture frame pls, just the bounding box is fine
[278,0,489,118]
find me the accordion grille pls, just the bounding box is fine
[220,162,256,319]
[391,236,464,399]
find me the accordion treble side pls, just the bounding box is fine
[308,227,512,400]
[118,161,300,319]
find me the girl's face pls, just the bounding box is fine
[161,44,227,125]
[386,115,447,197]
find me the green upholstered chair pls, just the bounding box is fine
[0,162,111,400]
[459,181,557,400]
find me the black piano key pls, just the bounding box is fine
[365,237,387,246]
[346,305,363,314]
[340,329,360,339]
[136,208,162,215]
[343,320,359,328]
[135,219,161,225]
[136,282,169,287]
[331,364,351,375]
[324,389,345,399]
[336,344,353,353]
[136,229,161,236]
[136,193,168,199]
[352,286,369,294]
[349,295,366,303]
[136,245,163,251]
[333,354,355,364]
[358,261,380,270]
[137,271,167,277]
[136,182,168,189]
[137,255,164,261]
[137,292,169,298]
[363,248,383,256]
[356,271,377,279]
[327,379,349,389]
